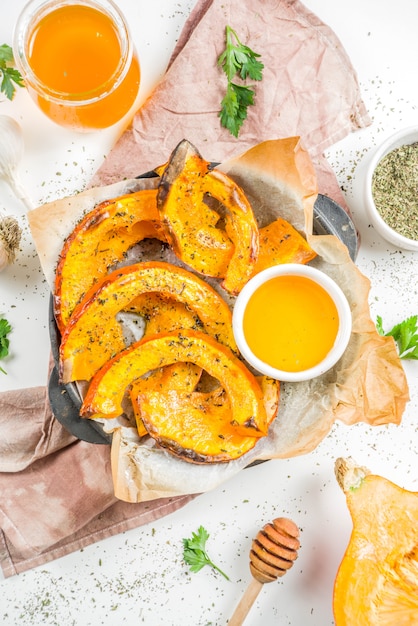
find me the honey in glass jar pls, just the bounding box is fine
[13,0,140,131]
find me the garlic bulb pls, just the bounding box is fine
[0,215,22,271]
[0,115,33,210]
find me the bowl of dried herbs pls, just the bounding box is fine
[364,126,418,251]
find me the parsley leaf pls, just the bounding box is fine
[376,314,418,359]
[217,26,263,137]
[0,44,25,101]
[182,525,230,580]
[0,316,12,374]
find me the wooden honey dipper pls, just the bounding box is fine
[228,517,301,626]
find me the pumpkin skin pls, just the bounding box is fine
[157,139,259,294]
[333,457,418,625]
[80,330,269,438]
[54,187,165,333]
[59,261,236,383]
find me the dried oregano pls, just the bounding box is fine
[371,142,418,240]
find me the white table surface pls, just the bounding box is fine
[1,1,417,624]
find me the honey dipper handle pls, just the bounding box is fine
[228,578,263,626]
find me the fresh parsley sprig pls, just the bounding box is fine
[376,314,418,360]
[217,26,264,138]
[0,44,25,101]
[0,316,12,374]
[182,525,230,580]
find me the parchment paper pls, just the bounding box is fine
[27,138,410,503]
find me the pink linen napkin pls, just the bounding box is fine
[0,0,370,578]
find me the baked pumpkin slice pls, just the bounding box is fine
[54,185,165,333]
[59,261,237,383]
[130,361,203,437]
[124,292,204,436]
[135,375,279,463]
[157,139,259,294]
[251,217,317,276]
[81,330,269,438]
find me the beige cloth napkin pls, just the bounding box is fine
[0,0,371,577]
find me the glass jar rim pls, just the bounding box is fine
[12,0,133,106]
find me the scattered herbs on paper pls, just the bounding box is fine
[182,525,230,580]
[0,44,25,101]
[217,25,264,138]
[376,314,418,359]
[372,142,418,241]
[0,315,12,374]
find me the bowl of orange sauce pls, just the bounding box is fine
[13,0,140,131]
[233,264,352,382]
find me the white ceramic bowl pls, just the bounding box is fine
[364,126,418,251]
[232,264,352,382]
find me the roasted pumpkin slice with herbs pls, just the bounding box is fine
[157,139,259,294]
[130,361,202,437]
[54,186,165,333]
[137,375,279,463]
[124,292,204,336]
[251,217,317,276]
[59,261,236,383]
[81,330,268,438]
[125,292,203,436]
[333,457,418,625]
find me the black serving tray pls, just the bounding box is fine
[48,193,358,444]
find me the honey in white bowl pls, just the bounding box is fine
[243,274,339,373]
[232,264,352,382]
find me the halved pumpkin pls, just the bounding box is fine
[59,261,236,383]
[81,330,268,438]
[136,375,279,463]
[333,457,418,625]
[157,139,259,294]
[54,187,166,333]
[251,217,317,276]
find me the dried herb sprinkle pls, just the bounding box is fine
[372,142,418,240]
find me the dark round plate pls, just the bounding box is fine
[48,193,358,444]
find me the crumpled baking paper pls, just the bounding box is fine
[27,137,410,503]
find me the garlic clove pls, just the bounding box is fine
[0,115,33,211]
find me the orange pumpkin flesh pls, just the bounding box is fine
[81,330,268,438]
[251,217,317,275]
[157,139,259,294]
[333,457,418,625]
[130,362,202,437]
[59,261,236,383]
[54,188,165,333]
[134,375,279,462]
[125,292,203,436]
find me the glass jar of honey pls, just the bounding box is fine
[13,0,141,131]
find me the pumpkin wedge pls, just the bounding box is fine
[54,187,165,333]
[59,261,237,383]
[125,292,203,436]
[81,330,269,438]
[251,217,317,276]
[130,362,202,437]
[136,376,279,463]
[333,457,418,625]
[157,139,259,294]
